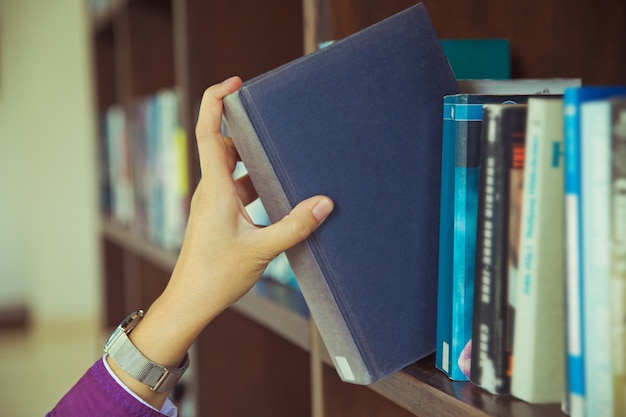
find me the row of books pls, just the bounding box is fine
[99,89,189,251]
[435,82,626,417]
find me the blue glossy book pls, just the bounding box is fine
[223,3,459,384]
[563,86,626,417]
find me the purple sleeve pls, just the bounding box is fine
[46,359,166,417]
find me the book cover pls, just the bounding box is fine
[440,38,511,80]
[563,85,626,417]
[436,93,533,381]
[610,97,626,417]
[581,98,615,417]
[470,103,527,394]
[511,97,565,403]
[223,3,459,384]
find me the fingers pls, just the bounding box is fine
[195,76,242,177]
[254,196,334,256]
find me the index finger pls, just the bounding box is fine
[195,76,243,176]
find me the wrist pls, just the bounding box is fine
[104,308,192,409]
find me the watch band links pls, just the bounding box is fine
[104,310,190,393]
[107,330,189,392]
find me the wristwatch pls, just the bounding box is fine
[103,310,190,392]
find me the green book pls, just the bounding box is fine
[441,38,511,80]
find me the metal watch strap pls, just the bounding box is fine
[104,310,190,393]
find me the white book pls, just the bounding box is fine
[581,99,614,417]
[511,97,565,403]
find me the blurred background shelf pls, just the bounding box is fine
[90,0,625,416]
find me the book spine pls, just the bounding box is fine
[503,105,528,392]
[451,101,482,380]
[436,97,458,378]
[563,89,586,417]
[106,105,135,227]
[98,112,112,217]
[471,105,506,393]
[471,104,526,394]
[511,97,565,403]
[611,98,626,417]
[581,99,614,417]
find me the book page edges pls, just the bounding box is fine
[223,91,372,384]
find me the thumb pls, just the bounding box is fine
[255,196,334,256]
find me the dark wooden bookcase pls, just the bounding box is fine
[90,0,626,416]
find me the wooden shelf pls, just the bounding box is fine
[101,219,179,272]
[234,281,565,417]
[233,280,310,352]
[372,358,564,417]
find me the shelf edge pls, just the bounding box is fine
[100,219,179,272]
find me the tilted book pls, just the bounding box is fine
[223,3,459,384]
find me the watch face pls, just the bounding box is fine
[120,310,144,332]
[104,310,143,353]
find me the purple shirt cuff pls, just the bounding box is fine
[47,359,168,417]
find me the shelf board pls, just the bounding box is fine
[245,286,566,417]
[371,356,565,417]
[100,219,179,272]
[232,280,310,352]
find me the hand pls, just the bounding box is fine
[169,75,334,323]
[110,76,334,408]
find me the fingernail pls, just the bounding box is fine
[222,75,239,85]
[312,197,334,223]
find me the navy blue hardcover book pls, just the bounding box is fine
[223,3,459,385]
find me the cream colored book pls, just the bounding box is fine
[511,97,565,403]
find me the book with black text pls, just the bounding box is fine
[470,103,527,394]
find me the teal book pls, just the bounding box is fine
[440,39,510,80]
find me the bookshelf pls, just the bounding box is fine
[89,0,626,416]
